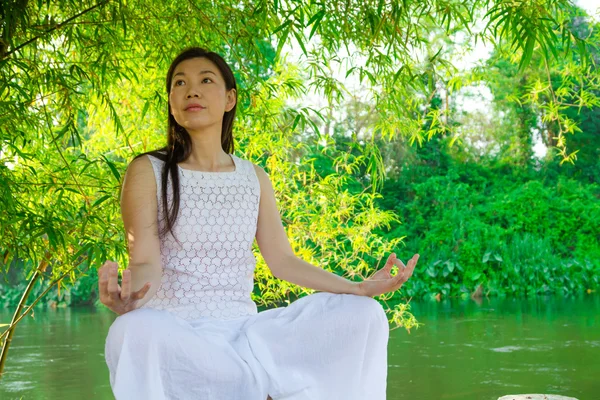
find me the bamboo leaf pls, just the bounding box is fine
[275,24,291,59]
[93,195,112,207]
[519,32,536,71]
[141,99,151,120]
[101,155,121,182]
[292,29,307,57]
[272,19,291,35]
[307,9,325,40]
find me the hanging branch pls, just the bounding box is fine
[37,80,92,208]
[0,251,51,377]
[0,255,90,344]
[2,0,110,59]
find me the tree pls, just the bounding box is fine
[482,4,600,170]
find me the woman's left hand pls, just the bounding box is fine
[356,253,419,297]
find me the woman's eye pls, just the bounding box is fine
[202,78,212,83]
[175,80,185,86]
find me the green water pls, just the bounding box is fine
[0,296,598,399]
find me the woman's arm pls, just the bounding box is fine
[253,165,361,295]
[99,155,163,314]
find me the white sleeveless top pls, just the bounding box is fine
[141,153,261,321]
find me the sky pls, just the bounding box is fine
[577,0,600,21]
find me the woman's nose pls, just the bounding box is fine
[186,86,202,98]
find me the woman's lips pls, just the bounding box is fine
[185,106,205,111]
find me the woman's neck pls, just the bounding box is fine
[181,134,232,172]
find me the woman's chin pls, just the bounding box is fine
[179,120,220,133]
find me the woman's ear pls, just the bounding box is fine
[225,88,237,112]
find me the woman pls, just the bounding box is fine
[99,47,419,400]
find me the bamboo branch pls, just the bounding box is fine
[184,0,251,78]
[37,82,91,209]
[0,256,89,343]
[3,0,111,59]
[0,251,51,377]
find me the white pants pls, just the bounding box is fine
[105,292,389,400]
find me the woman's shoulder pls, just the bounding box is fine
[233,156,266,176]
[122,154,158,193]
[144,150,167,164]
[128,153,155,170]
[238,159,270,190]
[125,151,167,185]
[127,150,167,173]
[250,163,267,178]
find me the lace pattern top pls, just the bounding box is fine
[140,153,261,321]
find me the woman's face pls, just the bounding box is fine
[168,57,236,133]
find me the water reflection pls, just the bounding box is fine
[387,295,600,400]
[0,307,115,399]
[0,295,598,400]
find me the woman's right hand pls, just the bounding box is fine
[98,260,152,315]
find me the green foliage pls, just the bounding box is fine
[0,260,99,309]
[483,7,600,170]
[378,146,600,299]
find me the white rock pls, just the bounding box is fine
[498,395,578,400]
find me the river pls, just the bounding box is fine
[1,295,598,399]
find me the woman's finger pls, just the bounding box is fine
[376,254,396,279]
[405,256,418,279]
[98,261,112,282]
[393,275,408,291]
[394,257,407,270]
[120,269,131,301]
[107,263,121,302]
[393,256,416,287]
[98,267,109,303]
[394,266,407,285]
[392,258,408,279]
[132,282,152,300]
[394,253,419,271]
[384,253,396,272]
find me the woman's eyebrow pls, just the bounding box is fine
[173,70,217,77]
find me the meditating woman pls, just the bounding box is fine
[99,46,419,400]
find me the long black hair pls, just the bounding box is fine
[135,47,238,238]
